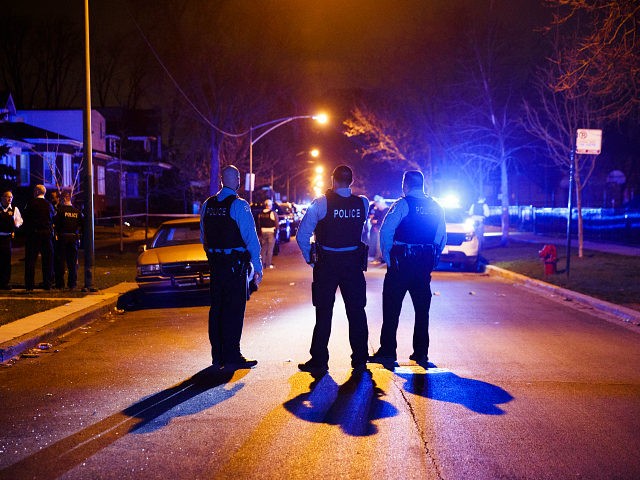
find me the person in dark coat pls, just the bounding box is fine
[23,184,56,291]
[53,189,83,289]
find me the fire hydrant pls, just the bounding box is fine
[538,244,558,275]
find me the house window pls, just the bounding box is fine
[96,165,106,195]
[0,153,17,182]
[63,154,72,187]
[0,153,16,168]
[42,152,56,187]
[126,172,139,198]
[20,154,30,185]
[73,161,80,185]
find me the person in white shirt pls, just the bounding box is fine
[0,190,24,290]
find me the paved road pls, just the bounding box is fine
[1,241,639,479]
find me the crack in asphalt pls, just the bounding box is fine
[390,371,444,480]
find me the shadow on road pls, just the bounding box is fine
[395,368,513,414]
[0,366,247,479]
[118,289,210,311]
[283,371,398,436]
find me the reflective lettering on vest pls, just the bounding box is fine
[333,208,362,219]
[64,211,79,219]
[205,206,228,217]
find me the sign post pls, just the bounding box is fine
[566,129,602,276]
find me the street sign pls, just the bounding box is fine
[576,129,602,155]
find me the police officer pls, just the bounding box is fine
[200,165,263,369]
[296,165,370,374]
[53,189,83,290]
[0,190,23,290]
[258,198,278,269]
[23,184,56,291]
[469,196,490,250]
[369,170,446,368]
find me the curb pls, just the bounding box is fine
[0,283,138,363]
[485,265,640,329]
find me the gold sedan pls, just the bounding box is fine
[136,217,210,293]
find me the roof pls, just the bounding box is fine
[0,121,78,144]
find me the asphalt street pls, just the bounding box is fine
[1,240,640,479]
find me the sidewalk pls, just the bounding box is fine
[503,230,640,257]
[0,282,138,363]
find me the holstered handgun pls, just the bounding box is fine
[309,242,319,264]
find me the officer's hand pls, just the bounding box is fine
[254,271,263,285]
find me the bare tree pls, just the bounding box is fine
[543,0,640,123]
[343,89,435,186]
[524,33,604,258]
[439,22,533,246]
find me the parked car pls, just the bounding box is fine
[439,207,480,271]
[136,217,210,292]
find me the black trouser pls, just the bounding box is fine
[55,235,79,288]
[25,230,54,290]
[0,235,12,287]
[310,250,368,367]
[380,247,434,359]
[207,252,249,363]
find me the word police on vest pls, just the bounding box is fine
[414,206,432,215]
[206,206,228,216]
[333,208,362,219]
[64,211,79,218]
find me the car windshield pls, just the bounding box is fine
[444,208,469,224]
[153,223,202,247]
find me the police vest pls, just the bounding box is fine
[202,195,245,250]
[315,190,366,248]
[258,210,277,229]
[394,196,441,245]
[55,204,82,235]
[0,208,15,234]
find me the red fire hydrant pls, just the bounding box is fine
[538,244,558,275]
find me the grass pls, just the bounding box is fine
[481,236,640,312]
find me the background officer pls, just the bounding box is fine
[369,170,446,368]
[0,190,23,290]
[200,165,263,369]
[296,164,370,374]
[257,198,278,269]
[53,189,83,290]
[23,184,55,291]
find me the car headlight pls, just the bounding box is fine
[137,263,161,276]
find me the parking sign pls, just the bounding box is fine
[576,129,602,155]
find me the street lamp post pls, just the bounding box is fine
[248,114,327,204]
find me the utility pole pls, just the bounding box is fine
[82,0,96,291]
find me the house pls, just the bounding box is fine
[0,92,171,218]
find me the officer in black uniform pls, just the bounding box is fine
[369,170,446,368]
[23,184,56,291]
[0,190,23,290]
[53,189,83,290]
[296,165,370,374]
[200,165,263,369]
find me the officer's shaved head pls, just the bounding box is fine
[221,165,241,191]
[402,170,424,192]
[332,165,353,188]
